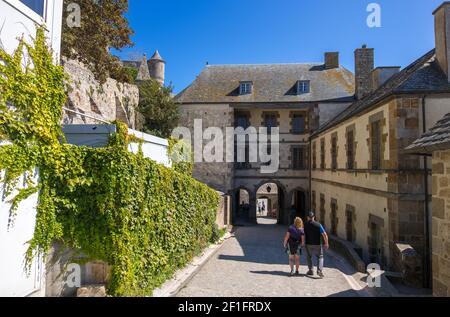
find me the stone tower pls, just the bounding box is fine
[148,50,166,86]
[354,45,374,100]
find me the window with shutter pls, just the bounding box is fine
[292,147,304,170]
[347,130,354,169]
[331,135,337,170]
[371,121,381,170]
[320,138,325,169]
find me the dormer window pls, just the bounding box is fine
[240,82,253,95]
[297,80,310,94]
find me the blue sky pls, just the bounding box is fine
[115,0,444,94]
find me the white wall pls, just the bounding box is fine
[0,0,63,59]
[128,129,172,168]
[0,0,63,297]
[0,169,45,297]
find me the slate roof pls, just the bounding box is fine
[312,49,450,136]
[175,63,355,104]
[405,113,450,153]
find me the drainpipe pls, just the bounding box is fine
[421,95,431,289]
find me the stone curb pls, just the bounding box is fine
[152,232,233,297]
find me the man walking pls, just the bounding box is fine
[304,212,329,278]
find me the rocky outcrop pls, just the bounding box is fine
[62,58,140,129]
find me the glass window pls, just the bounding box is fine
[297,80,310,94]
[264,114,277,133]
[331,135,338,170]
[320,138,325,169]
[240,82,253,95]
[20,0,45,17]
[292,147,305,170]
[292,115,305,134]
[347,130,354,169]
[371,121,381,170]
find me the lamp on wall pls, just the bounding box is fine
[266,185,272,193]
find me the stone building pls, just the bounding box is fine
[122,50,166,85]
[175,55,355,224]
[310,2,450,287]
[406,113,450,296]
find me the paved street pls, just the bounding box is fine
[176,218,362,297]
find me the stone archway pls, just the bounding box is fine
[288,187,309,222]
[253,180,288,225]
[232,186,254,224]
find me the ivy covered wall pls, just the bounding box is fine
[0,28,219,296]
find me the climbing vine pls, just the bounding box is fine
[0,28,219,296]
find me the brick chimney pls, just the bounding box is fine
[324,52,339,69]
[433,2,450,82]
[354,45,375,100]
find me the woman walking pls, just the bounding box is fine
[283,217,305,276]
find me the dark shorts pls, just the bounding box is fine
[288,240,302,256]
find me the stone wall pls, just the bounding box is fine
[178,104,234,193]
[432,149,450,297]
[62,58,141,129]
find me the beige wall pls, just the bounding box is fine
[310,96,428,274]
[311,180,389,264]
[432,149,450,297]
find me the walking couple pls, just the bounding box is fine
[283,212,329,278]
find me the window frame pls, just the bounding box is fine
[331,134,338,170]
[6,0,47,23]
[291,146,305,170]
[297,80,310,94]
[263,113,278,133]
[371,120,382,170]
[239,81,253,95]
[346,129,355,170]
[320,138,325,169]
[312,141,317,170]
[291,114,305,134]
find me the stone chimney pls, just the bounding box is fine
[148,50,166,86]
[354,45,375,100]
[324,52,339,69]
[371,66,400,90]
[433,2,450,82]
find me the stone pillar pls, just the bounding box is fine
[432,149,450,297]
[248,195,257,224]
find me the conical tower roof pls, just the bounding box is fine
[150,50,165,63]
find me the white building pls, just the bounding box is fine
[0,0,63,297]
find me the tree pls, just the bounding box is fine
[62,0,134,83]
[138,80,179,138]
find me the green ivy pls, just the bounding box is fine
[168,138,193,176]
[0,28,219,296]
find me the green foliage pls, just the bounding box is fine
[122,66,138,84]
[0,28,66,145]
[62,0,134,84]
[138,79,180,138]
[168,138,193,176]
[0,28,219,296]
